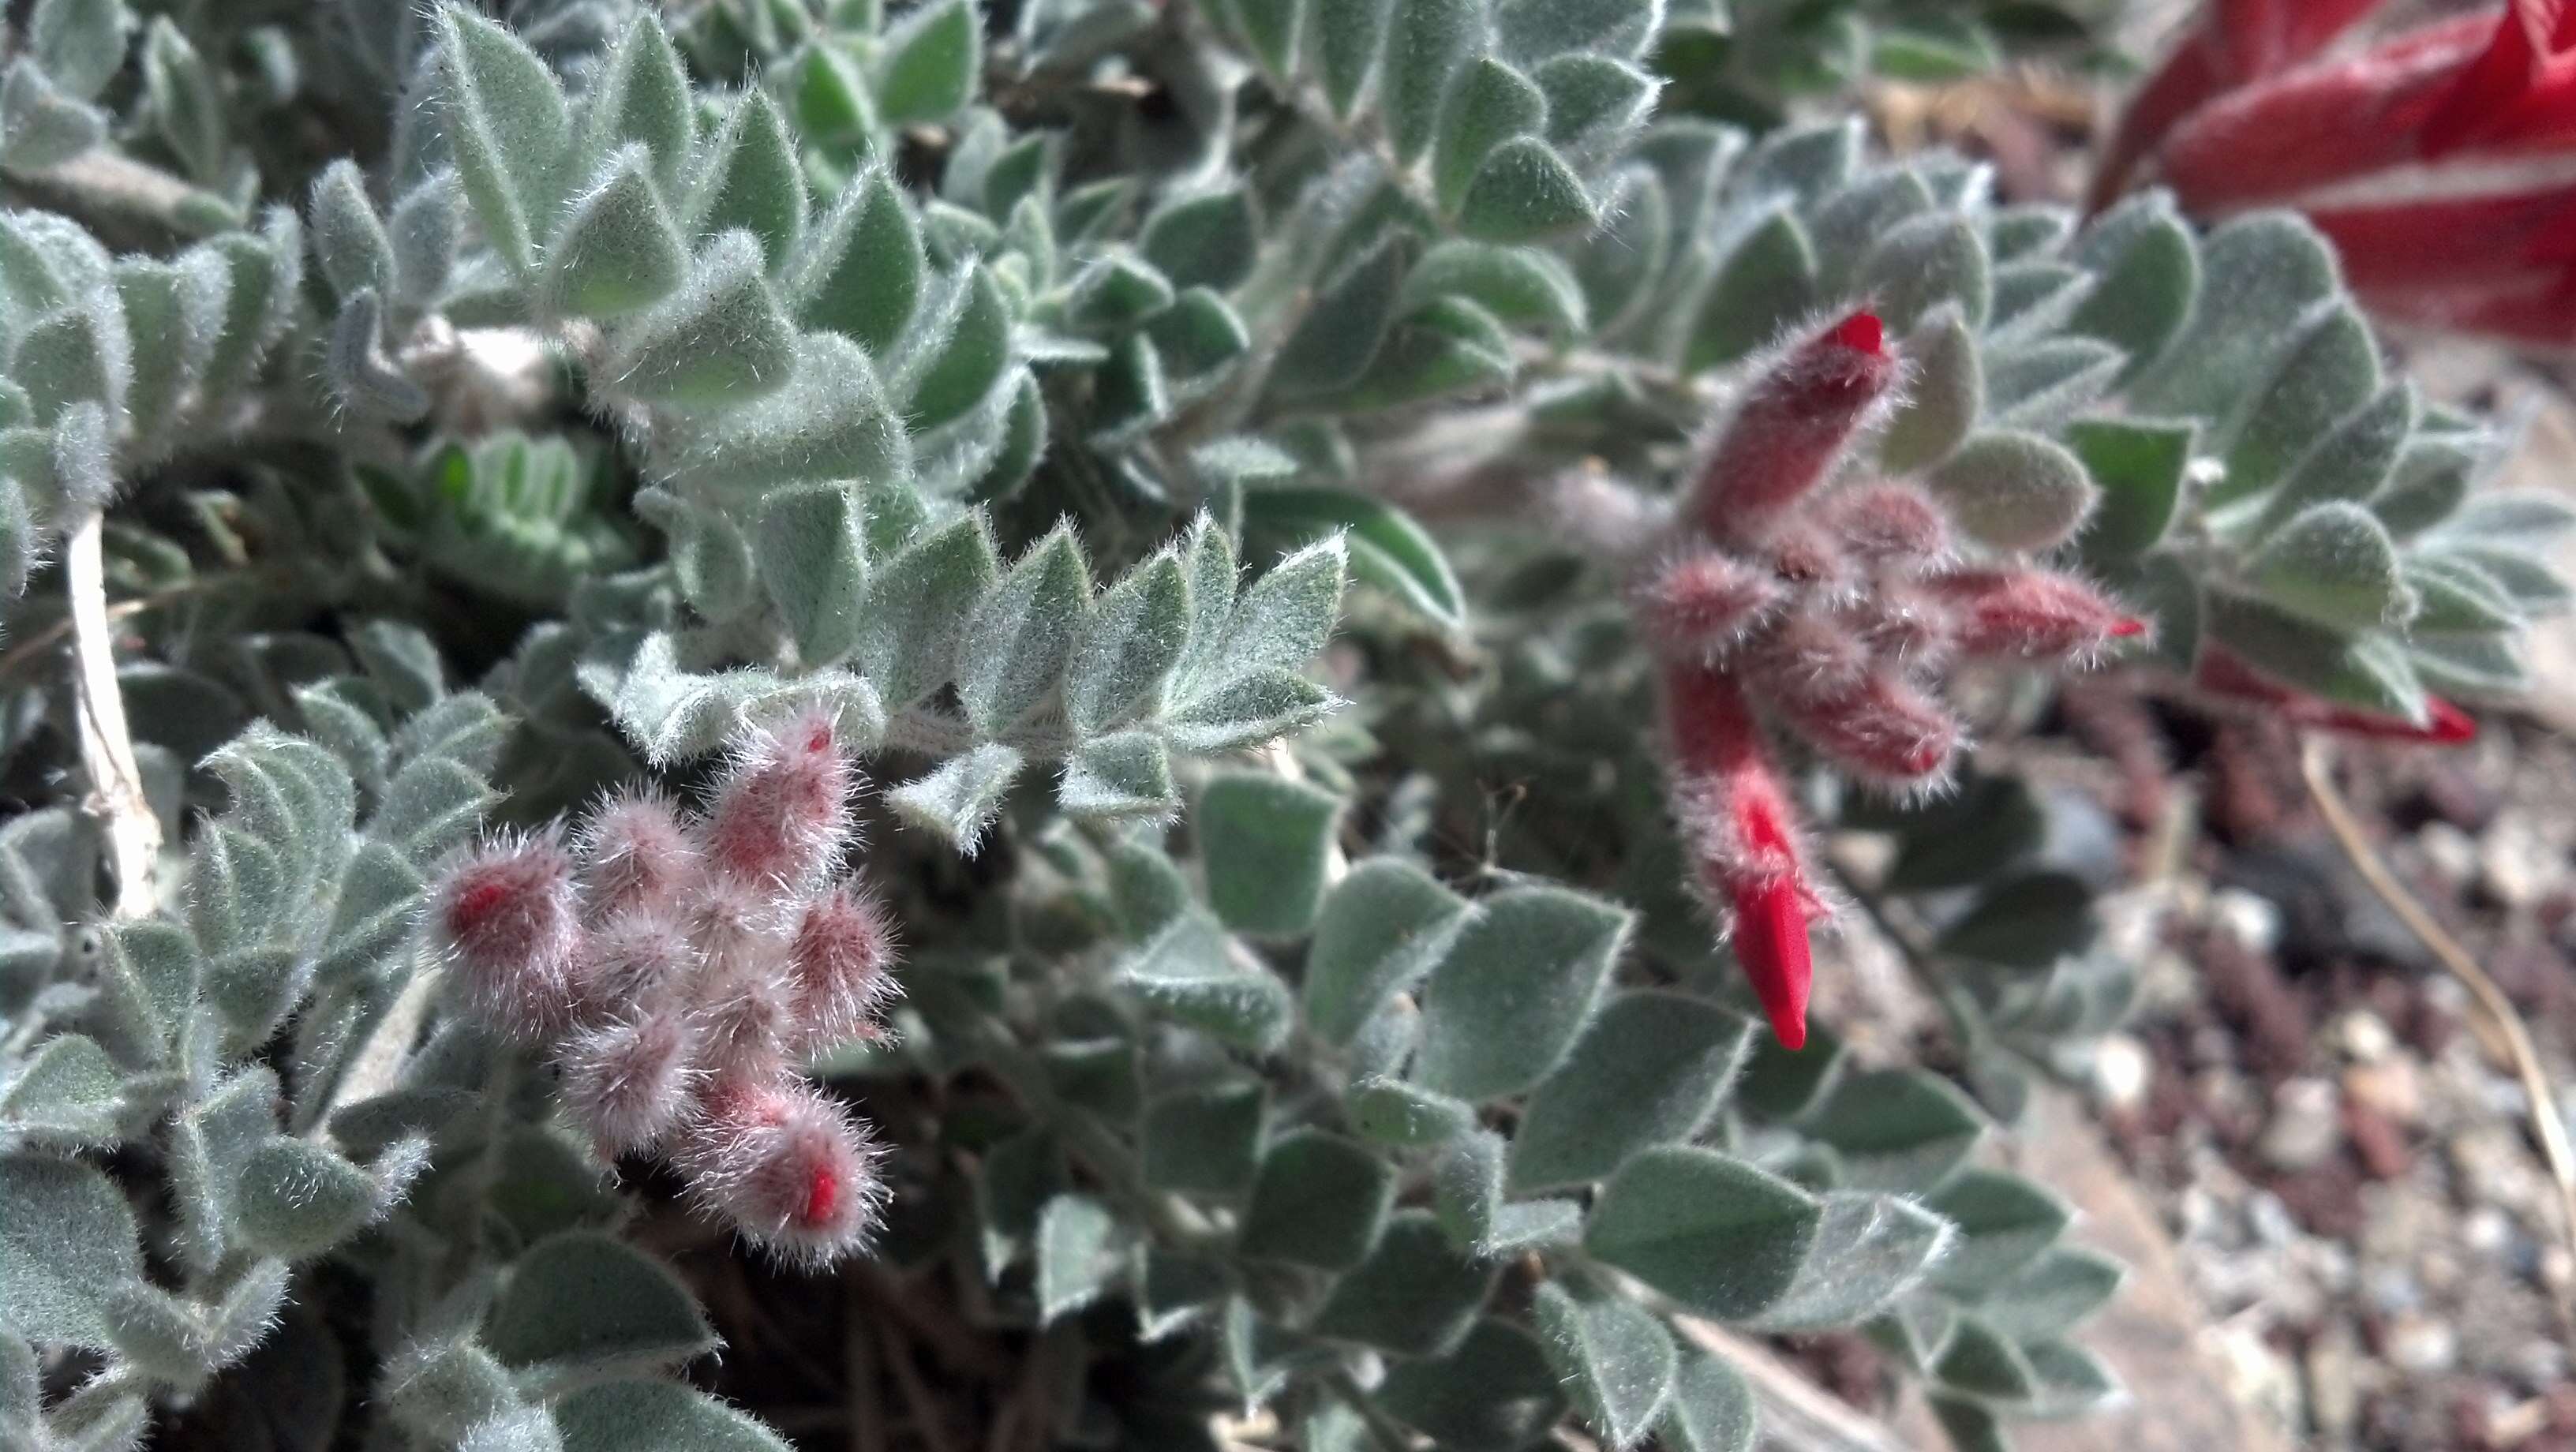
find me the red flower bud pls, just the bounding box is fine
[558,1010,703,1155]
[570,911,698,1024]
[1769,669,1964,787]
[676,1080,887,1267]
[578,790,702,919]
[1747,606,1874,704]
[1632,548,1784,658]
[1927,569,2147,661]
[706,710,857,890]
[1690,311,1898,545]
[1664,662,1825,1048]
[2193,644,2479,743]
[432,834,584,1038]
[1825,482,1952,565]
[784,885,901,1054]
[691,958,797,1087]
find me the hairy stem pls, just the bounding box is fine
[65,512,163,920]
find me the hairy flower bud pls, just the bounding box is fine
[1825,481,1952,564]
[676,1080,887,1267]
[577,790,702,918]
[1632,548,1784,659]
[1928,569,2147,661]
[569,911,698,1024]
[691,960,798,1087]
[558,1010,703,1155]
[431,834,584,1038]
[1774,670,1964,787]
[784,885,900,1053]
[1690,311,1898,545]
[705,710,857,889]
[1664,663,1825,1048]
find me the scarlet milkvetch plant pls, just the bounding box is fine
[1568,312,2143,1046]
[2097,0,2576,343]
[430,710,898,1264]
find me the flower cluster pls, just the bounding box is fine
[2100,0,2576,344]
[429,711,899,1266]
[1569,312,2144,1050]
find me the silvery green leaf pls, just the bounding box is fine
[1141,187,1257,294]
[2253,384,2415,535]
[32,0,129,103]
[1664,1349,1758,1451]
[1740,1193,1953,1330]
[1178,533,1346,703]
[1682,207,1814,371]
[1237,1127,1393,1269]
[1312,0,1387,118]
[389,172,462,309]
[1118,911,1292,1052]
[1064,550,1187,735]
[1402,240,1586,340]
[876,0,980,125]
[14,306,126,424]
[1309,1211,1494,1355]
[1381,0,1477,164]
[634,488,753,623]
[1347,1075,1475,1145]
[381,1340,522,1444]
[1574,167,1668,336]
[1582,1146,1822,1321]
[1536,1281,1678,1450]
[670,332,909,493]
[545,146,686,320]
[791,166,922,354]
[232,1136,395,1258]
[758,485,869,668]
[0,1153,143,1349]
[1412,885,1629,1102]
[690,91,803,272]
[856,509,998,708]
[1803,1068,1985,1192]
[2069,417,2190,560]
[1058,731,1178,818]
[2405,556,2521,634]
[1302,858,1470,1045]
[905,266,1011,432]
[1035,1193,1124,1323]
[2128,210,2337,422]
[462,1405,566,1452]
[1458,138,1600,244]
[433,6,569,277]
[2411,631,2529,697]
[309,160,394,302]
[49,401,113,513]
[553,1381,787,1452]
[1924,1169,2069,1292]
[1434,58,1545,216]
[2067,189,2196,380]
[327,289,432,421]
[1063,252,1175,334]
[0,1034,122,1143]
[582,17,692,196]
[485,1231,716,1389]
[889,743,1023,855]
[1976,1246,2125,1342]
[1198,773,1342,937]
[1536,54,1656,164]
[1510,990,1754,1192]
[607,233,796,406]
[1928,431,2099,552]
[1878,304,1979,470]
[1731,118,1860,207]
[1494,0,1658,62]
[1241,486,1466,632]
[1141,1080,1264,1196]
[959,526,1088,735]
[142,17,223,182]
[2,58,106,172]
[1378,1319,1569,1447]
[1990,204,2076,262]
[2249,501,2412,627]
[1271,238,1406,397]
[1983,338,2124,431]
[1862,211,1990,334]
[2206,590,2428,720]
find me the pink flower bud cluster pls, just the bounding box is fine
[1565,312,2144,1049]
[427,711,899,1267]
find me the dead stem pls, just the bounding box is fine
[63,512,163,920]
[2299,734,2576,1326]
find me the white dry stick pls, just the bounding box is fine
[65,511,163,920]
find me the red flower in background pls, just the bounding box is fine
[2099,0,2576,347]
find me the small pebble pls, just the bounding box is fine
[2260,1076,2342,1172]
[2383,1313,2459,1375]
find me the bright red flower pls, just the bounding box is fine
[2192,643,2479,743]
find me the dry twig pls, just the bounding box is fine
[2300,735,2576,1321]
[63,513,163,920]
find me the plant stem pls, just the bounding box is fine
[2300,735,2576,1325]
[64,511,163,921]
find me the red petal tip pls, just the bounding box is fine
[1828,311,1885,356]
[803,1163,840,1226]
[2427,697,2479,743]
[2110,616,2149,638]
